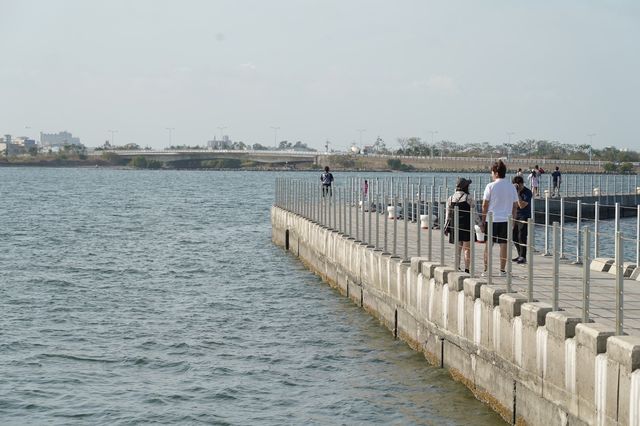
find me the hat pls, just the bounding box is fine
[456,177,472,190]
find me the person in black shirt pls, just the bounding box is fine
[552,166,562,197]
[320,166,334,196]
[512,175,533,264]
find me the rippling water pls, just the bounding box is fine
[0,168,502,425]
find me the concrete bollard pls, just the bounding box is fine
[387,205,401,219]
[420,214,434,229]
[603,336,640,425]
[574,323,615,424]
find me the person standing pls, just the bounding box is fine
[482,160,518,277]
[516,168,523,177]
[528,168,539,197]
[552,166,562,197]
[444,178,476,273]
[511,175,532,264]
[320,166,334,196]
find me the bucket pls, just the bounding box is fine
[387,205,400,219]
[420,214,433,229]
[474,224,485,243]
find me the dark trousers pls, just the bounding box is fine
[513,221,528,258]
[322,184,332,197]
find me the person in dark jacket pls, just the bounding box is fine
[512,175,533,264]
[444,177,476,272]
[320,166,334,196]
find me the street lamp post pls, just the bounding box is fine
[166,127,175,147]
[588,133,596,164]
[271,126,280,149]
[429,130,438,158]
[108,129,118,146]
[506,132,515,159]
[357,129,366,148]
[217,126,227,141]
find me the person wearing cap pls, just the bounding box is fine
[444,177,477,273]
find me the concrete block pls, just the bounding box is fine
[447,271,469,292]
[575,323,616,424]
[463,277,485,300]
[607,261,637,278]
[473,355,514,424]
[590,257,614,272]
[479,286,506,350]
[362,287,395,332]
[499,293,529,320]
[420,261,439,280]
[631,266,640,280]
[515,382,572,426]
[397,307,420,349]
[443,340,475,392]
[434,266,456,285]
[546,310,584,340]
[575,322,616,355]
[606,335,640,372]
[410,256,429,275]
[398,261,410,306]
[521,302,551,327]
[445,287,463,335]
[480,285,506,307]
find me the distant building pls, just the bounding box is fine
[207,137,232,150]
[0,134,36,156]
[40,131,81,147]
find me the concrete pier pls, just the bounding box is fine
[272,205,640,425]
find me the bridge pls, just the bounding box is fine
[96,149,323,165]
[94,149,639,172]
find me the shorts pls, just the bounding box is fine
[484,221,508,244]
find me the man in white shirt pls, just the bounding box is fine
[482,160,518,276]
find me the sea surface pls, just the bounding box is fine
[0,168,503,425]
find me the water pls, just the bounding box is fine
[0,168,502,425]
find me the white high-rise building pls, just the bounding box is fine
[40,131,81,147]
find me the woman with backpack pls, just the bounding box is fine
[444,177,477,273]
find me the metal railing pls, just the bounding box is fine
[275,176,640,334]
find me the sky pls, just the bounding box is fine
[1,0,639,150]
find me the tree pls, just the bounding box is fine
[278,140,292,150]
[619,162,634,173]
[396,137,409,154]
[252,143,268,150]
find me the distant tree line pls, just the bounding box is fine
[377,137,640,163]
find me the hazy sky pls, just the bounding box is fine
[1,0,638,150]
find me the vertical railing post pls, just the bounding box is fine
[368,180,372,245]
[560,197,565,259]
[552,222,559,311]
[454,205,460,270]
[636,205,639,268]
[417,184,421,257]
[403,191,409,261]
[393,195,398,257]
[383,183,388,252]
[575,200,582,263]
[506,215,513,292]
[428,186,434,261]
[615,231,624,335]
[375,179,379,248]
[470,207,476,277]
[544,193,550,256]
[594,201,600,258]
[582,227,590,323]
[614,202,620,234]
[487,212,494,286]
[439,199,445,265]
[527,218,534,302]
